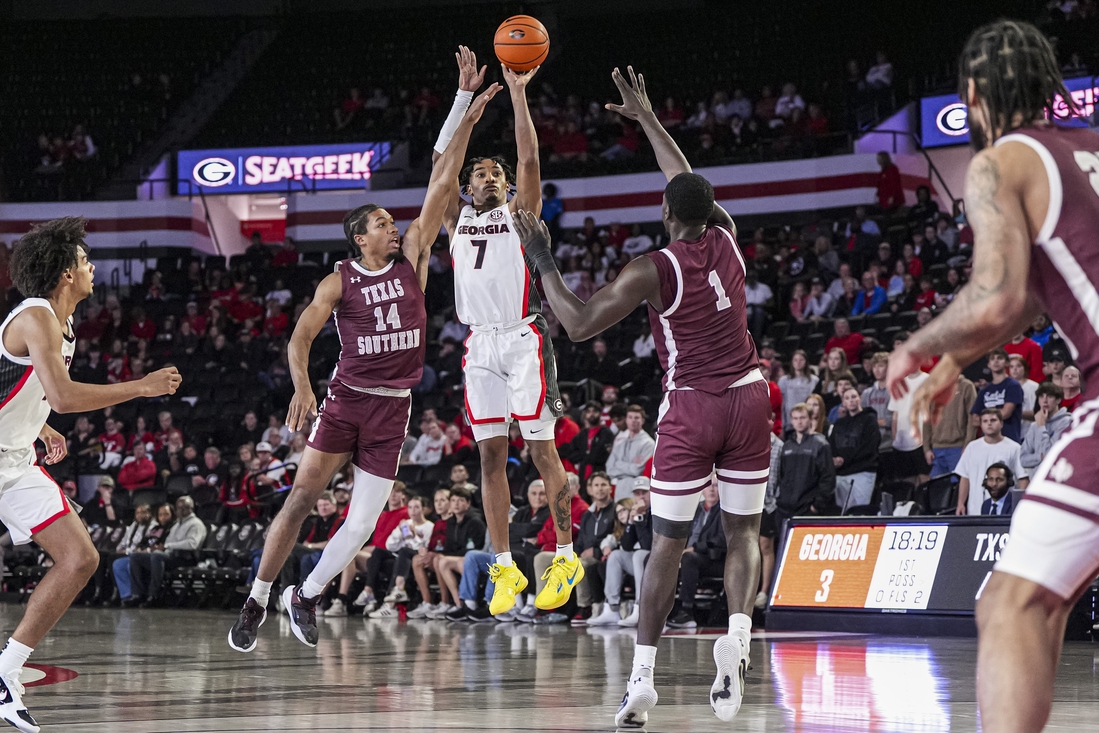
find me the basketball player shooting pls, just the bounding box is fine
[227,50,500,653]
[442,61,582,617]
[886,20,1098,733]
[513,66,771,728]
[0,218,181,732]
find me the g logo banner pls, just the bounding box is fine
[193,157,236,187]
[935,103,969,137]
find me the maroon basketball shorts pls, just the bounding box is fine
[997,398,1099,600]
[307,380,412,480]
[649,375,772,522]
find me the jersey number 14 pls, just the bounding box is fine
[374,304,402,331]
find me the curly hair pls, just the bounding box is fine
[459,155,515,192]
[342,203,382,251]
[10,216,89,298]
[958,20,1076,148]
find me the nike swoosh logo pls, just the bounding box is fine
[529,428,543,434]
[520,331,529,337]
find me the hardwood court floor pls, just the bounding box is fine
[3,605,1099,732]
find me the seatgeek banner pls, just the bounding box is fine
[177,142,391,194]
[920,75,1099,148]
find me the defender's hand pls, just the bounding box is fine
[466,83,503,123]
[456,45,486,92]
[606,66,654,121]
[514,209,555,275]
[287,389,318,433]
[141,367,182,398]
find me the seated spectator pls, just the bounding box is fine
[565,472,615,623]
[744,269,773,339]
[1030,312,1056,348]
[153,410,183,450]
[826,375,858,423]
[115,502,174,607]
[82,475,126,528]
[606,405,655,498]
[550,120,589,163]
[1008,355,1038,425]
[271,238,298,268]
[522,474,589,621]
[1061,366,1082,412]
[441,423,475,466]
[509,480,551,598]
[829,387,880,512]
[802,277,835,320]
[118,443,157,492]
[409,418,446,466]
[788,282,809,321]
[195,446,228,491]
[281,491,344,592]
[91,502,153,605]
[330,483,409,616]
[563,400,615,487]
[601,120,640,160]
[234,411,266,449]
[825,319,865,366]
[97,417,127,470]
[621,224,655,259]
[887,259,907,297]
[656,97,685,129]
[908,185,941,230]
[126,496,207,606]
[980,463,1016,516]
[862,353,893,451]
[851,270,887,316]
[1004,332,1046,384]
[218,460,257,524]
[774,82,805,119]
[588,476,651,626]
[1044,346,1068,386]
[666,477,726,629]
[955,409,1029,516]
[429,487,486,618]
[407,488,454,618]
[1021,382,1071,470]
[580,337,621,387]
[365,496,435,617]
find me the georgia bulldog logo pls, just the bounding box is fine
[489,209,505,222]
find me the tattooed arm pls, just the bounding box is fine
[887,144,1043,400]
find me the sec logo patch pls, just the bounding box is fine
[489,209,505,222]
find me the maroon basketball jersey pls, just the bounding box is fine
[998,127,1099,400]
[646,224,759,394]
[330,257,426,390]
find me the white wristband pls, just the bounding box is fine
[433,90,475,154]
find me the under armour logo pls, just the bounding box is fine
[350,276,361,283]
[1050,457,1075,484]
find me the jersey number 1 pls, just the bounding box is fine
[1076,151,1099,197]
[708,270,732,311]
[471,239,488,269]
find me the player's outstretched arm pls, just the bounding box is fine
[286,272,341,432]
[435,45,488,233]
[515,210,658,341]
[13,308,180,413]
[887,144,1042,401]
[406,82,503,289]
[503,64,542,216]
[607,66,734,231]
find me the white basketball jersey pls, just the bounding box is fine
[0,299,75,451]
[450,203,541,328]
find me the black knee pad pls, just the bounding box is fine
[652,516,692,539]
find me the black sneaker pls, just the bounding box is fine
[228,597,268,653]
[570,606,593,626]
[469,606,496,623]
[281,585,320,647]
[445,606,470,622]
[667,609,697,629]
[0,672,38,733]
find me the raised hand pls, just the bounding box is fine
[605,66,654,121]
[514,209,555,276]
[141,366,182,397]
[456,45,486,93]
[466,83,503,123]
[501,63,539,92]
[286,389,318,434]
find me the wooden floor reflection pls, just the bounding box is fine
[4,606,1099,731]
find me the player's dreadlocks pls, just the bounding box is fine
[10,216,89,298]
[958,19,1077,149]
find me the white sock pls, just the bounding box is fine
[555,543,574,559]
[249,579,272,608]
[0,639,33,680]
[729,613,752,657]
[300,576,327,600]
[631,643,657,680]
[464,599,478,610]
[495,551,514,567]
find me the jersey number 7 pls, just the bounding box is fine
[471,239,487,269]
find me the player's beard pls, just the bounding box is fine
[386,248,406,264]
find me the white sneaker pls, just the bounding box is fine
[361,600,377,615]
[0,671,39,733]
[754,591,768,609]
[407,602,435,619]
[615,667,657,729]
[618,605,640,627]
[368,603,399,619]
[324,598,348,617]
[383,588,409,604]
[587,604,622,626]
[428,604,456,620]
[352,590,375,608]
[710,634,748,722]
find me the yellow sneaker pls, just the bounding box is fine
[488,563,528,616]
[535,553,585,610]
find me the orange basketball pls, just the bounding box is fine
[494,15,549,72]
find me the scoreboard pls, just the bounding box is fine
[767,517,1013,634]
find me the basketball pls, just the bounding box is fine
[494,15,549,72]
